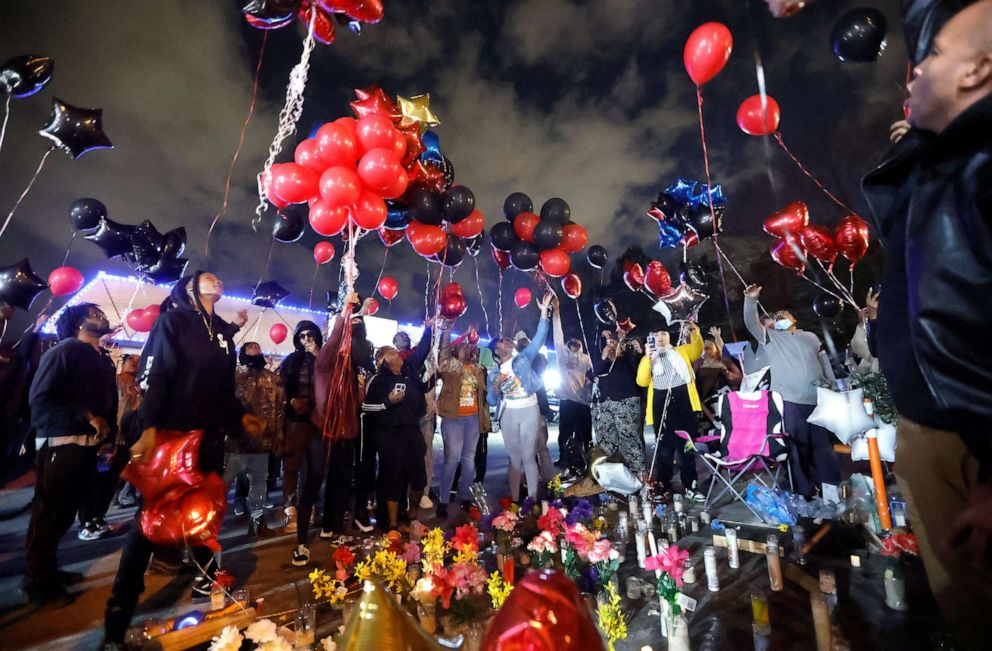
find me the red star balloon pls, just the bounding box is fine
[407,160,447,193]
[350,85,400,120]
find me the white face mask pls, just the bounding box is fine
[773,319,794,331]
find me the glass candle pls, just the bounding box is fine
[725,528,740,569]
[689,515,699,533]
[635,521,647,568]
[700,510,711,525]
[750,592,770,628]
[766,535,783,592]
[295,603,316,648]
[704,546,720,592]
[682,558,697,584]
[233,588,250,608]
[673,494,684,513]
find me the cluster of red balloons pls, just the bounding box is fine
[126,304,161,333]
[47,266,84,297]
[242,0,384,46]
[621,260,673,297]
[439,282,467,319]
[764,201,870,274]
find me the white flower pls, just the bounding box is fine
[257,638,293,651]
[245,619,279,644]
[320,637,338,651]
[208,625,243,651]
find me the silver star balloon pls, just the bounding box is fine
[652,283,708,325]
[851,417,896,463]
[807,387,876,445]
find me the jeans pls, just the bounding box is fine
[650,384,698,488]
[321,437,355,535]
[782,401,841,498]
[500,403,541,501]
[223,452,268,517]
[558,399,592,474]
[439,415,481,505]
[283,420,318,506]
[296,432,328,545]
[420,412,436,493]
[536,416,555,483]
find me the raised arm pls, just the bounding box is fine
[743,285,768,345]
[408,321,434,371]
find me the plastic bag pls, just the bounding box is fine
[745,483,797,526]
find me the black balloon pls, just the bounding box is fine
[141,256,190,284]
[272,211,305,243]
[253,280,290,308]
[830,7,888,62]
[0,259,48,310]
[813,294,843,319]
[127,220,166,268]
[540,198,571,225]
[441,156,455,190]
[503,192,533,221]
[587,245,608,269]
[650,193,679,222]
[465,231,484,257]
[593,298,617,326]
[69,197,107,231]
[532,221,564,251]
[126,222,189,283]
[408,188,443,226]
[242,0,301,22]
[84,217,136,259]
[509,240,540,271]
[435,235,467,268]
[442,186,475,224]
[685,203,724,241]
[490,222,519,251]
[38,98,113,159]
[680,261,708,290]
[0,55,54,99]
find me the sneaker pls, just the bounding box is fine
[93,517,110,536]
[436,503,448,519]
[319,529,336,539]
[284,506,298,533]
[191,575,213,602]
[352,516,374,534]
[78,522,102,541]
[234,502,247,517]
[292,545,311,567]
[419,494,434,509]
[684,482,705,502]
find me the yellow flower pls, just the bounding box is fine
[547,474,563,497]
[596,583,627,651]
[487,571,513,611]
[422,528,449,573]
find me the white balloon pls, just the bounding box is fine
[850,417,897,462]
[808,387,875,445]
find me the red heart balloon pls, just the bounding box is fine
[139,473,227,552]
[378,227,406,248]
[644,260,673,296]
[122,430,206,504]
[763,201,810,238]
[737,94,781,136]
[834,214,870,264]
[481,570,605,651]
[492,246,511,271]
[769,236,807,275]
[623,263,645,292]
[616,317,636,335]
[514,287,532,308]
[561,273,582,299]
[799,224,837,263]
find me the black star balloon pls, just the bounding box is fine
[252,280,290,308]
[84,217,136,259]
[128,223,189,283]
[679,261,708,290]
[141,256,190,284]
[0,259,48,310]
[38,98,113,159]
[241,0,301,24]
[0,55,54,99]
[652,284,708,325]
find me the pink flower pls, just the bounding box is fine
[492,511,519,533]
[645,545,690,587]
[587,539,619,565]
[400,541,422,564]
[538,508,565,536]
[527,531,558,555]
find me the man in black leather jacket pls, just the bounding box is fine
[862,2,992,647]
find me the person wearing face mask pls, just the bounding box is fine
[551,296,593,478]
[278,320,323,533]
[103,272,264,646]
[226,342,285,537]
[743,286,838,499]
[637,323,704,499]
[24,303,118,605]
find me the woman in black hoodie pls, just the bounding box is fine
[103,272,263,648]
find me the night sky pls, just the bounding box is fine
[0,0,905,341]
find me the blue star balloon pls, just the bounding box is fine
[699,183,727,208]
[663,178,697,206]
[419,130,444,164]
[658,222,682,249]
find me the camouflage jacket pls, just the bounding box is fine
[229,366,285,453]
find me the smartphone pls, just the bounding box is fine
[394,383,406,393]
[647,334,657,349]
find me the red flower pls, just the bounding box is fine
[499,497,513,511]
[213,569,234,589]
[333,547,356,566]
[467,506,482,522]
[452,524,480,554]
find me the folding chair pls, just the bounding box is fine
[677,389,791,523]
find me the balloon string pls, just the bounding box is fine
[801,272,858,310]
[308,262,319,309]
[100,277,124,326]
[695,87,737,338]
[374,247,389,298]
[424,261,431,321]
[0,94,11,159]
[574,299,591,359]
[773,132,857,215]
[0,147,53,241]
[711,239,772,320]
[206,30,269,257]
[121,280,145,337]
[236,308,265,346]
[814,258,859,307]
[62,230,77,267]
[472,255,490,338]
[497,270,504,337]
[272,308,293,329]
[0,319,7,345]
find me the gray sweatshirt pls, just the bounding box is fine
[552,312,592,405]
[744,297,835,405]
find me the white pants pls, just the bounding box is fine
[500,403,540,501]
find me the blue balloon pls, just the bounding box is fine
[420,130,444,164]
[384,200,411,229]
[658,222,682,249]
[663,178,698,206]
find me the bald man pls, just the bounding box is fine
[863,2,992,647]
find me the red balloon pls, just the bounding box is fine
[467,329,480,345]
[540,248,571,277]
[443,282,465,299]
[270,162,320,204]
[561,273,582,299]
[737,94,781,136]
[514,287,532,308]
[262,170,290,209]
[560,223,588,253]
[770,237,807,274]
[309,198,350,236]
[409,223,447,257]
[308,6,336,45]
[799,224,837,263]
[390,129,407,160]
[319,166,362,207]
[481,570,605,651]
[144,304,160,322]
[644,260,672,296]
[121,430,206,504]
[47,266,84,297]
[270,323,288,344]
[378,276,398,301]
[380,167,409,200]
[439,294,467,320]
[365,297,380,316]
[513,212,540,242]
[351,189,388,230]
[623,263,645,292]
[452,209,485,239]
[684,22,734,86]
[763,201,810,238]
[345,0,384,23]
[834,214,870,264]
[126,309,148,332]
[294,138,327,172]
[357,148,405,196]
[378,227,406,247]
[315,122,359,167]
[492,246,511,271]
[682,230,700,248]
[355,114,397,153]
[140,474,227,553]
[313,241,336,264]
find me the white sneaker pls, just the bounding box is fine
[284,506,298,533]
[419,495,434,509]
[292,545,310,567]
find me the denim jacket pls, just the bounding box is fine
[487,316,549,407]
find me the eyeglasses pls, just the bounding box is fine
[299,333,316,341]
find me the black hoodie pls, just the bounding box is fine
[137,273,243,433]
[279,320,323,422]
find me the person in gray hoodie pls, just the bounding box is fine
[744,285,838,498]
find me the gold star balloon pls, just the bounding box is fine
[397,94,440,133]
